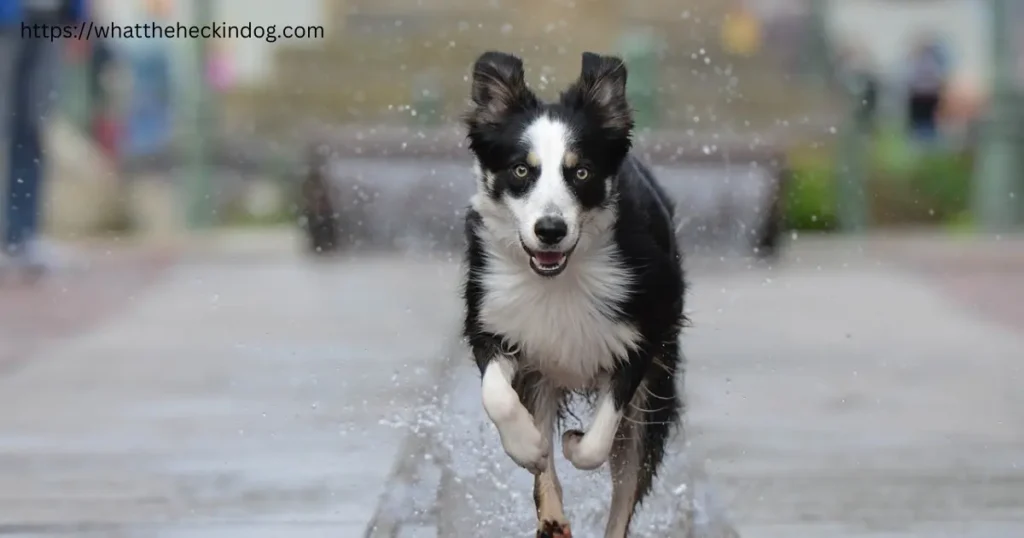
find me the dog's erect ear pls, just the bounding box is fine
[467,51,536,124]
[580,52,628,102]
[564,52,632,134]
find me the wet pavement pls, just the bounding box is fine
[1,233,1023,537]
[365,351,737,538]
[0,248,462,537]
[372,236,1024,537]
[0,246,175,372]
[684,238,1024,538]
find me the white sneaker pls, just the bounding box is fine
[3,239,56,277]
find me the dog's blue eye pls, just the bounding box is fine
[512,165,530,179]
[575,168,590,181]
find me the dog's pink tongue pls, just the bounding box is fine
[534,252,564,265]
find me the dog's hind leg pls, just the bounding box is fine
[605,416,643,538]
[515,373,571,538]
[604,372,681,538]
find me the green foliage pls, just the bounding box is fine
[871,123,918,175]
[946,210,976,234]
[868,145,974,225]
[783,149,838,231]
[783,136,974,231]
[908,150,974,219]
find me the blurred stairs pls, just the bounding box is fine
[221,0,839,140]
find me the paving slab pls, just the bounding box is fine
[0,245,175,371]
[684,251,1024,537]
[366,355,739,537]
[0,254,462,536]
[366,236,1024,537]
[4,233,1023,537]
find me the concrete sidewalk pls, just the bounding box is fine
[1,232,1023,537]
[0,252,462,536]
[370,236,1024,537]
[0,245,176,371]
[366,352,737,538]
[684,245,1024,537]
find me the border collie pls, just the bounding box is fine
[461,51,687,538]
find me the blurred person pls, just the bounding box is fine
[207,39,236,93]
[939,71,984,150]
[905,36,951,144]
[89,35,123,160]
[121,0,173,161]
[0,0,89,276]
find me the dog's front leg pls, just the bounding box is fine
[480,355,549,473]
[562,349,651,471]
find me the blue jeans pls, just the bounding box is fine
[0,32,61,254]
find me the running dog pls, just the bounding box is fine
[461,51,687,538]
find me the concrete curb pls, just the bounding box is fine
[363,335,464,538]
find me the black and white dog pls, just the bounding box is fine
[461,51,687,538]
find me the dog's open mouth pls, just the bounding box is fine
[523,244,574,277]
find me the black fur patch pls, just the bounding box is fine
[464,51,634,209]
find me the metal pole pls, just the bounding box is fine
[835,71,870,233]
[805,0,831,84]
[972,0,1020,231]
[63,42,93,131]
[184,0,213,229]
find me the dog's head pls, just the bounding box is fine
[465,51,633,277]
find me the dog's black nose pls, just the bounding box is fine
[533,216,568,245]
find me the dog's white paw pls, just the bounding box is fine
[496,411,548,473]
[561,429,609,470]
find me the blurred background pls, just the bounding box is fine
[0,0,1022,537]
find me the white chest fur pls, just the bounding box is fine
[478,241,640,389]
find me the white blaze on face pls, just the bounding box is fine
[506,115,580,251]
